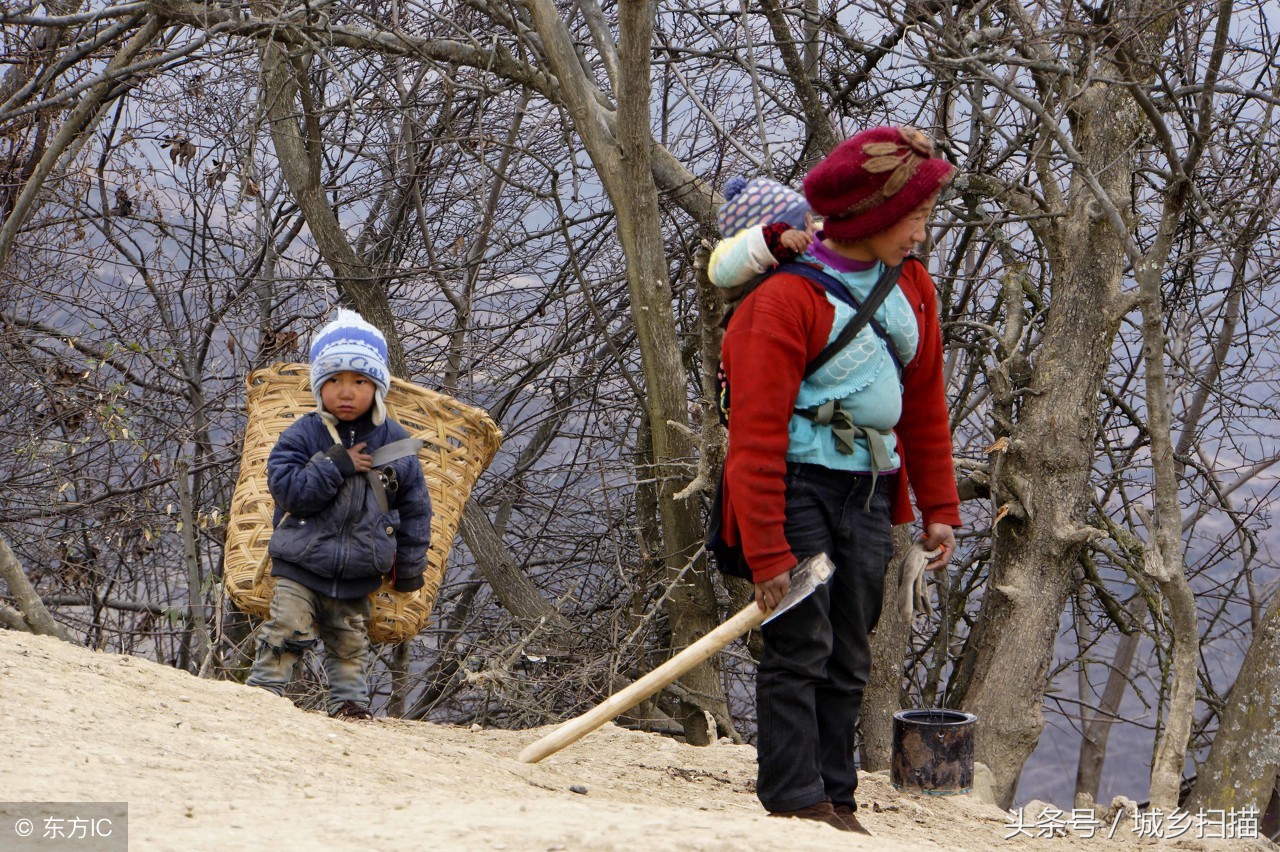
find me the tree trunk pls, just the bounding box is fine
[757,0,838,162]
[1185,593,1280,814]
[613,0,727,743]
[388,642,411,718]
[1124,0,1231,799]
[1135,272,1200,809]
[863,526,915,771]
[521,0,730,740]
[255,20,406,373]
[0,534,70,641]
[1075,597,1148,802]
[950,84,1138,807]
[459,502,573,639]
[176,461,211,672]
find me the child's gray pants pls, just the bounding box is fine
[247,577,372,714]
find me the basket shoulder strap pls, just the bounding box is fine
[370,437,424,466]
[366,437,423,515]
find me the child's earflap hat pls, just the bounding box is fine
[718,176,811,238]
[803,126,954,243]
[309,308,391,425]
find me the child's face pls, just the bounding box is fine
[805,212,821,236]
[320,371,376,421]
[860,193,940,266]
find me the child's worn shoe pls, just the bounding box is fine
[331,701,374,721]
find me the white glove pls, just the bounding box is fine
[897,542,943,623]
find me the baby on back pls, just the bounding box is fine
[707,175,818,298]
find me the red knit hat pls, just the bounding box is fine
[803,126,954,243]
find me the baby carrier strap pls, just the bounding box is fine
[708,261,907,576]
[793,399,893,508]
[767,261,904,379]
[715,260,904,425]
[782,260,903,509]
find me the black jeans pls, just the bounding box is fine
[755,462,895,813]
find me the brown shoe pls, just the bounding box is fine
[833,804,872,835]
[331,701,373,721]
[768,801,850,831]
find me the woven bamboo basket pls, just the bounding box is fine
[223,362,502,644]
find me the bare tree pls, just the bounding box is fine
[2,0,1278,814]
[1186,593,1280,814]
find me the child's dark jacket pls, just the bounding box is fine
[266,411,432,600]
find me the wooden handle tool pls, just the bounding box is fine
[517,553,835,764]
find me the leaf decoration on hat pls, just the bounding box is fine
[864,142,902,156]
[882,158,921,196]
[863,154,905,174]
[900,126,936,157]
[857,127,936,198]
[835,127,942,219]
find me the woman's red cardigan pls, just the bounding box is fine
[719,259,962,583]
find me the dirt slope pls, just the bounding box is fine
[0,631,1269,851]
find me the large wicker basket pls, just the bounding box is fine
[223,362,502,644]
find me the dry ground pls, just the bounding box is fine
[0,630,1271,851]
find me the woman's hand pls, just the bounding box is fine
[922,523,955,571]
[754,571,792,612]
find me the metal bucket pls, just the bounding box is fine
[890,709,977,795]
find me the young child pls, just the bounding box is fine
[246,309,432,720]
[718,127,960,832]
[707,175,819,296]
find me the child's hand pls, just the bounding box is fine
[347,442,373,472]
[779,228,812,253]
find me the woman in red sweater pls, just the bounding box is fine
[719,126,961,833]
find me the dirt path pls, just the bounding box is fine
[0,631,1269,850]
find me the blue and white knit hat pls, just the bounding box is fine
[309,309,391,425]
[718,176,811,238]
